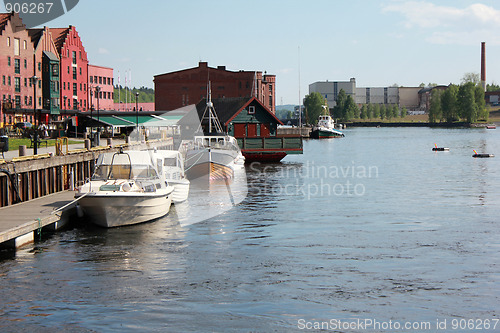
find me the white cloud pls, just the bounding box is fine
[98,48,110,54]
[382,1,500,45]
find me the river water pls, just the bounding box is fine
[0,127,499,332]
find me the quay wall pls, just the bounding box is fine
[0,139,173,208]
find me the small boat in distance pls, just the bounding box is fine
[310,102,344,139]
[152,149,190,203]
[310,115,345,139]
[75,149,174,228]
[486,125,496,129]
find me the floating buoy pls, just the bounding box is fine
[472,149,494,158]
[432,144,449,151]
[473,153,494,158]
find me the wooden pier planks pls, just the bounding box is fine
[0,191,75,245]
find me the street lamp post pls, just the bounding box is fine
[135,92,139,128]
[32,75,39,155]
[95,86,101,146]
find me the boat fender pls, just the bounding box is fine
[122,182,131,192]
[76,203,84,218]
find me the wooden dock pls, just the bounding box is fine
[0,190,77,248]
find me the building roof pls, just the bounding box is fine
[185,97,283,127]
[27,28,43,47]
[43,51,58,61]
[0,13,12,33]
[49,27,70,52]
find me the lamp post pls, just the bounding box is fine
[135,92,139,128]
[89,89,93,140]
[31,75,39,155]
[95,86,101,146]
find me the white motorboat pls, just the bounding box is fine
[310,115,344,138]
[75,149,174,228]
[183,82,244,182]
[152,150,190,203]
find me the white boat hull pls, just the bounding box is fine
[77,192,172,228]
[169,179,190,203]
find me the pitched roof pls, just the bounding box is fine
[49,27,70,52]
[193,97,283,126]
[0,13,12,34]
[27,28,43,48]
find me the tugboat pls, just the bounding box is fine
[310,104,344,139]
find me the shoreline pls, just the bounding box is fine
[347,121,498,128]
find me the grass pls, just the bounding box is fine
[6,137,82,151]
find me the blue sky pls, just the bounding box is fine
[4,0,500,105]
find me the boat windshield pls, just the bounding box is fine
[92,164,159,180]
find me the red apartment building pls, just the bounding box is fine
[50,25,88,113]
[0,12,35,126]
[154,62,276,113]
[88,64,114,111]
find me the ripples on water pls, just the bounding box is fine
[0,127,499,332]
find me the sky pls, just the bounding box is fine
[3,0,500,105]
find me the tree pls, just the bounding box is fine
[428,89,442,123]
[379,104,385,120]
[367,104,374,119]
[486,82,500,92]
[475,85,488,121]
[360,104,368,119]
[333,89,347,120]
[373,104,380,118]
[400,107,407,118]
[385,104,392,120]
[457,82,478,123]
[392,105,398,118]
[344,95,358,121]
[303,92,325,125]
[461,72,481,85]
[441,84,458,122]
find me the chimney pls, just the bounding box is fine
[481,42,486,91]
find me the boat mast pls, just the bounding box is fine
[199,81,224,134]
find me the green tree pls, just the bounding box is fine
[441,84,458,122]
[400,107,407,118]
[303,92,326,125]
[392,105,398,118]
[457,82,478,123]
[428,89,442,123]
[367,104,374,119]
[475,85,488,121]
[486,82,500,92]
[385,105,392,120]
[333,89,347,120]
[379,104,385,120]
[373,104,380,119]
[344,95,358,121]
[461,72,481,85]
[360,104,368,119]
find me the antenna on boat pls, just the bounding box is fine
[198,81,223,134]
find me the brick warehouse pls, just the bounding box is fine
[154,62,276,113]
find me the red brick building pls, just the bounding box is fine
[0,12,35,126]
[154,62,276,113]
[50,25,88,112]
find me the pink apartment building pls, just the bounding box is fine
[88,64,113,111]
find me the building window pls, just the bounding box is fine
[7,57,11,66]
[24,78,27,87]
[80,83,82,91]
[14,59,20,74]
[73,67,77,80]
[38,80,41,88]
[94,76,97,83]
[6,37,10,47]
[14,77,20,92]
[63,82,66,90]
[14,38,19,56]
[23,40,27,49]
[24,96,27,105]
[8,76,11,86]
[24,58,27,68]
[73,98,77,109]
[269,96,273,107]
[99,76,102,84]
[73,83,77,96]
[248,106,255,114]
[52,64,58,76]
[90,76,93,84]
[83,83,86,91]
[15,95,21,108]
[2,76,5,85]
[38,62,41,71]
[72,51,76,64]
[79,51,81,59]
[67,66,70,74]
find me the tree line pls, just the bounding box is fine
[303,90,407,124]
[428,83,487,123]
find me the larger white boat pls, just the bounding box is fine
[75,149,174,228]
[183,83,244,182]
[152,149,190,203]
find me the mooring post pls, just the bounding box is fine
[19,145,27,157]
